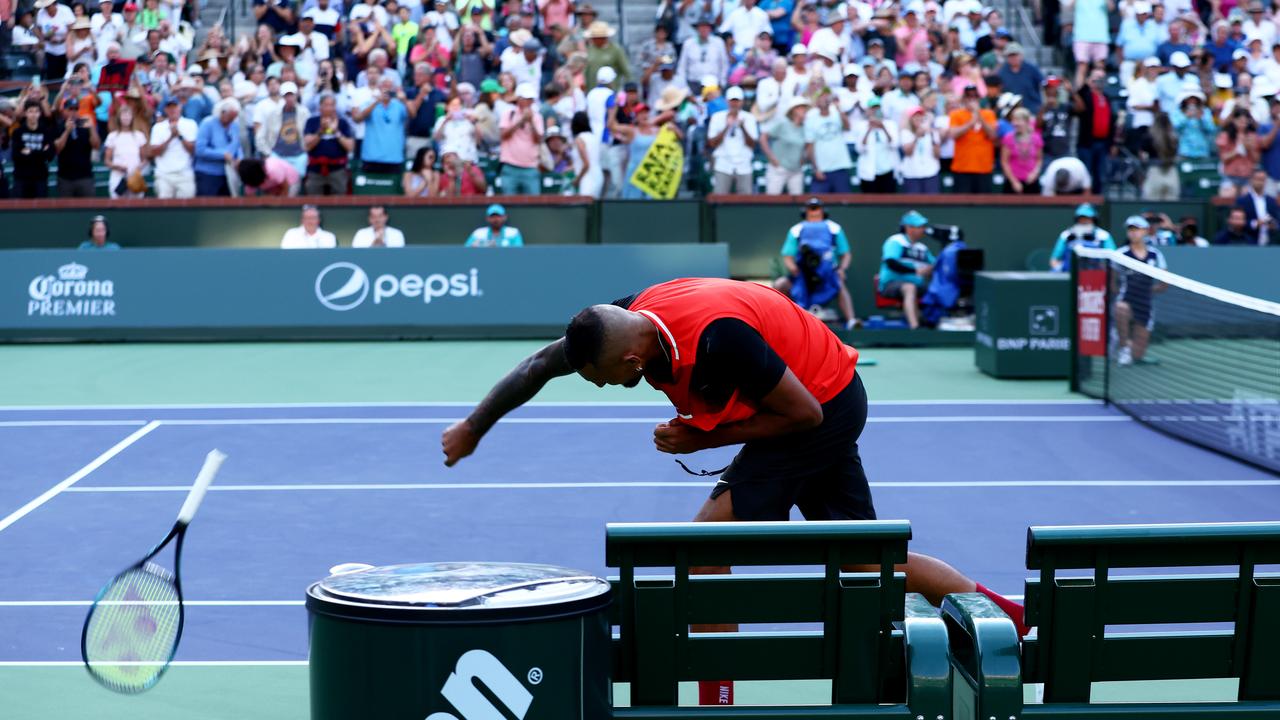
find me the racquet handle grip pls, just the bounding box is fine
[177,449,226,525]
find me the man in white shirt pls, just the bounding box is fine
[34,0,76,77]
[1127,57,1160,135]
[808,7,848,63]
[719,0,770,60]
[292,17,331,82]
[281,205,339,248]
[707,86,758,194]
[805,89,854,192]
[500,36,543,87]
[90,0,127,63]
[675,15,729,88]
[1041,156,1092,196]
[303,0,342,38]
[425,0,459,51]
[148,97,199,198]
[352,206,407,247]
[253,76,285,153]
[1243,1,1276,50]
[780,44,811,102]
[853,96,899,192]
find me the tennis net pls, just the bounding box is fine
[1071,247,1280,473]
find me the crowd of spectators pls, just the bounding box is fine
[3,0,1280,202]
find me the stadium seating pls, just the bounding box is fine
[946,522,1280,719]
[606,520,954,718]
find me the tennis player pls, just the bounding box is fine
[441,278,1027,701]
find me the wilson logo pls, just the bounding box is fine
[425,650,534,720]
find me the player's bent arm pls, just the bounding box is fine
[468,339,574,436]
[700,368,823,448]
[442,339,573,466]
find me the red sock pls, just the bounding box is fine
[698,680,734,705]
[975,583,1030,638]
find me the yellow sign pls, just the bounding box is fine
[628,127,684,200]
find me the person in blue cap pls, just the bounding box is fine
[1114,214,1167,366]
[878,210,937,329]
[465,204,525,247]
[773,197,858,329]
[1049,202,1114,272]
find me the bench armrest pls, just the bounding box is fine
[941,593,1022,718]
[903,593,953,718]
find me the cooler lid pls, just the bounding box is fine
[313,562,610,610]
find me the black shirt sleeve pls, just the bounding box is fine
[691,318,787,407]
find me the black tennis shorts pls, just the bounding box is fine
[709,372,877,521]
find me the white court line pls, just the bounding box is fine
[0,660,307,668]
[0,421,161,534]
[0,399,1103,411]
[137,415,1130,426]
[62,479,1280,493]
[0,420,149,428]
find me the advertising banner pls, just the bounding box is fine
[2,245,729,340]
[1076,268,1107,357]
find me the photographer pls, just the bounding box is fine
[773,198,859,330]
[878,210,937,330]
[1049,202,1114,272]
[52,95,99,198]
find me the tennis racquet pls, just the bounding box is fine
[81,449,227,693]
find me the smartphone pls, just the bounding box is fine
[32,74,41,87]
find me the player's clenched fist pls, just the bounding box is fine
[441,420,480,467]
[653,420,707,455]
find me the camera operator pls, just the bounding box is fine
[773,197,859,330]
[878,210,938,330]
[1049,202,1114,272]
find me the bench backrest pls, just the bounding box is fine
[1023,521,1280,703]
[605,520,912,707]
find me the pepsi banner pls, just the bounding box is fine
[1,246,729,341]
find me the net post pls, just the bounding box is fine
[1102,258,1112,407]
[1069,250,1080,393]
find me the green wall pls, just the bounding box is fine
[0,204,592,249]
[597,200,703,244]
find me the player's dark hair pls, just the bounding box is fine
[563,307,607,370]
[237,158,266,187]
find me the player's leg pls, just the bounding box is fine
[691,486,739,705]
[691,446,815,705]
[794,373,1030,635]
[690,487,737,630]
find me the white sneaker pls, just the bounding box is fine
[1117,346,1133,366]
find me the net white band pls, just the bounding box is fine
[1074,247,1280,318]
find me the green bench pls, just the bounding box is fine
[606,520,954,718]
[945,521,1280,719]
